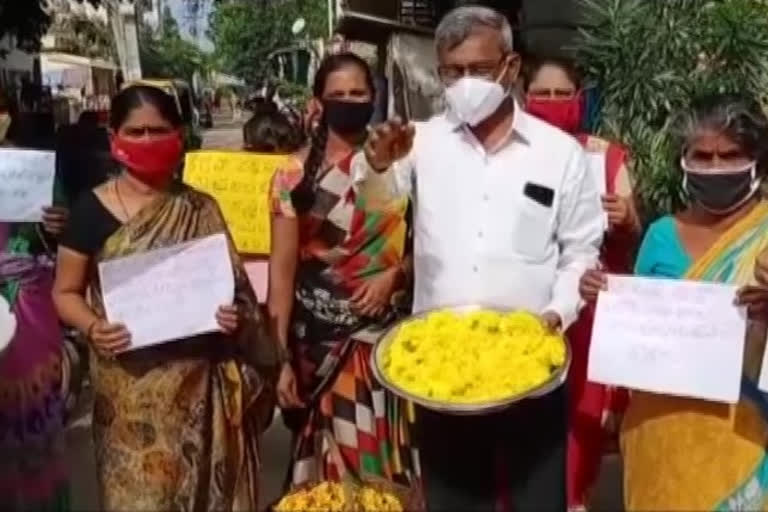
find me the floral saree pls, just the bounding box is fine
[622,201,768,511]
[0,222,69,512]
[86,187,278,511]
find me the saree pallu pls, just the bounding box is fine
[0,249,69,512]
[622,201,768,511]
[288,277,420,491]
[87,188,278,512]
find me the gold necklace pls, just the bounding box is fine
[114,179,131,221]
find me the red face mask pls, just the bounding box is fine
[525,93,584,134]
[110,133,183,187]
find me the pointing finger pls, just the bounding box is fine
[404,123,416,140]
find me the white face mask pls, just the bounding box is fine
[445,75,507,127]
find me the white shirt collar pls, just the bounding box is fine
[446,99,531,157]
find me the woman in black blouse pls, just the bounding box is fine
[52,85,278,511]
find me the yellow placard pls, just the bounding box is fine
[183,150,288,254]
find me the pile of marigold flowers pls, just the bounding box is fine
[275,481,402,512]
[382,309,566,403]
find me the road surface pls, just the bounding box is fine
[65,117,623,511]
[200,117,244,149]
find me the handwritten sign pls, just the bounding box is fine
[99,234,234,351]
[0,149,55,222]
[584,150,609,230]
[0,295,16,354]
[589,275,746,404]
[585,150,607,196]
[184,151,287,254]
[759,338,768,392]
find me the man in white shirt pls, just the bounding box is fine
[355,6,603,511]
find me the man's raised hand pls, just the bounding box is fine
[364,117,415,172]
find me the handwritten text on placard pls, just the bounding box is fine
[99,234,234,351]
[184,151,287,254]
[588,275,746,404]
[0,149,55,222]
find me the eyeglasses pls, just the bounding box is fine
[438,57,508,84]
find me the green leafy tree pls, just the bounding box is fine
[577,0,768,220]
[139,6,209,82]
[0,0,50,52]
[209,0,326,84]
[0,0,151,54]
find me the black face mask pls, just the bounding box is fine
[322,100,374,135]
[685,169,757,213]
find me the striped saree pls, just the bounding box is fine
[622,201,768,511]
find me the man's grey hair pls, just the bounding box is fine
[435,6,514,53]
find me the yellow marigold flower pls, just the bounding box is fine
[275,482,347,512]
[357,487,403,512]
[384,309,566,404]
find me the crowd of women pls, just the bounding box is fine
[4,5,768,512]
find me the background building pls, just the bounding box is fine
[41,0,118,123]
[333,0,585,121]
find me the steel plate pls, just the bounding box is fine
[371,304,571,416]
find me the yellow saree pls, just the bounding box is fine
[87,186,278,511]
[622,201,768,511]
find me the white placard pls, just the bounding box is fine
[585,150,609,231]
[586,150,607,196]
[0,295,16,355]
[759,340,768,392]
[589,275,746,404]
[0,149,55,222]
[99,233,235,351]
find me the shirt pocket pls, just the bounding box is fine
[509,197,555,262]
